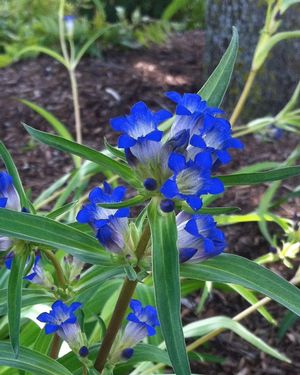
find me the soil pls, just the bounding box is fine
[0,31,300,375]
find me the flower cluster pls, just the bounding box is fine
[76,182,132,255]
[0,171,21,254]
[111,92,243,211]
[37,300,88,358]
[110,299,160,363]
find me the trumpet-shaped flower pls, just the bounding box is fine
[176,212,226,262]
[160,152,224,210]
[24,255,53,288]
[0,171,21,253]
[76,182,130,253]
[0,171,21,211]
[37,300,86,354]
[111,299,159,361]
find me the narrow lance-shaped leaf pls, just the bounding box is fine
[18,99,80,168]
[23,124,141,188]
[8,250,28,356]
[198,26,239,107]
[218,165,300,186]
[0,342,72,375]
[148,200,191,375]
[0,209,111,265]
[181,254,300,317]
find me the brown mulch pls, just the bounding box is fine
[0,31,300,374]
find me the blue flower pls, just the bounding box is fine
[160,152,224,210]
[111,101,172,149]
[0,171,21,211]
[24,255,53,288]
[190,115,243,165]
[37,301,85,351]
[166,92,243,166]
[122,299,159,349]
[76,182,130,253]
[4,251,14,269]
[176,212,226,262]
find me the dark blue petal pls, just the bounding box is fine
[0,197,7,208]
[130,299,142,314]
[76,207,91,224]
[45,324,59,334]
[194,151,212,169]
[160,179,178,198]
[122,348,134,359]
[184,219,200,237]
[37,312,52,323]
[64,316,77,324]
[179,248,197,263]
[207,178,224,194]
[69,302,82,313]
[190,134,206,149]
[126,313,141,324]
[115,208,130,218]
[112,186,126,201]
[118,134,136,148]
[145,130,163,142]
[216,150,231,164]
[176,105,191,115]
[186,196,202,211]
[110,116,128,132]
[165,91,182,103]
[168,152,186,173]
[145,324,156,336]
[94,219,110,228]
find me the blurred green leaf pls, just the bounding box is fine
[0,341,72,374]
[18,99,80,168]
[23,125,141,188]
[0,209,111,265]
[181,254,300,317]
[198,27,238,107]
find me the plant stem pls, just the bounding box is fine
[58,0,69,64]
[49,334,61,359]
[230,69,257,126]
[94,224,151,372]
[43,249,66,288]
[69,67,83,145]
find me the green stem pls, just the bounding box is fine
[230,69,257,126]
[94,224,151,372]
[69,67,83,145]
[43,249,66,288]
[58,0,70,64]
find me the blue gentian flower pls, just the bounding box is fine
[76,182,130,253]
[37,300,86,353]
[166,92,243,166]
[24,255,53,288]
[64,15,75,37]
[0,171,21,211]
[118,299,159,360]
[0,171,21,253]
[4,251,14,269]
[111,102,172,149]
[160,152,224,210]
[176,212,226,262]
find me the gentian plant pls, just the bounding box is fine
[1,3,300,374]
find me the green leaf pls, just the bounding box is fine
[183,316,289,362]
[0,209,111,265]
[229,284,276,325]
[18,99,80,168]
[23,125,140,188]
[104,138,126,161]
[219,165,300,186]
[99,195,147,209]
[181,254,300,317]
[277,311,299,341]
[8,251,27,355]
[0,142,32,212]
[148,200,191,375]
[46,201,78,220]
[281,0,300,13]
[0,289,54,315]
[198,27,239,107]
[17,46,68,68]
[0,341,72,375]
[180,203,240,215]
